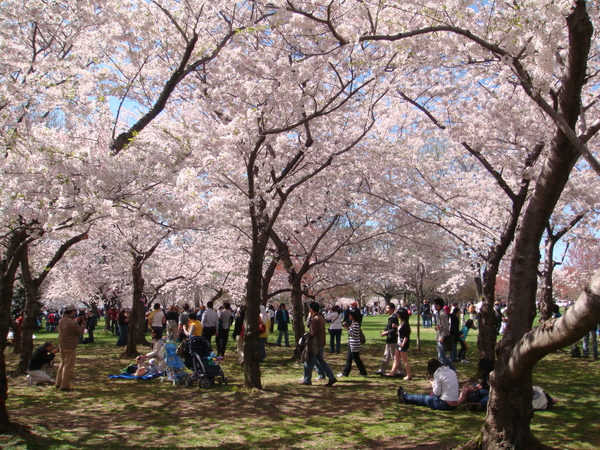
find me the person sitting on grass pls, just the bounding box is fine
[397,358,459,410]
[458,357,494,410]
[460,358,558,412]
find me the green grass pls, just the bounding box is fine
[2,315,599,449]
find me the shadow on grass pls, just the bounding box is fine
[3,319,599,449]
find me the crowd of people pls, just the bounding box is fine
[20,296,580,417]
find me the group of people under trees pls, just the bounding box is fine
[24,296,559,417]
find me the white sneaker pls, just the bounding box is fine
[26,375,34,385]
[337,373,347,378]
[461,359,470,363]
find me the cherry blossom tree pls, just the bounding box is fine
[280,0,600,447]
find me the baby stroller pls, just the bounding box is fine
[160,340,189,385]
[185,335,227,388]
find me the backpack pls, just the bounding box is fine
[570,344,581,357]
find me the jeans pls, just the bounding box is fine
[329,329,342,353]
[582,327,598,359]
[477,389,490,409]
[402,393,456,410]
[422,314,432,328]
[276,329,290,346]
[450,339,458,362]
[436,341,456,371]
[259,337,267,362]
[303,348,335,384]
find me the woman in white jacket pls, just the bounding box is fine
[397,358,459,410]
[326,305,343,354]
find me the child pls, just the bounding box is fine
[458,319,476,363]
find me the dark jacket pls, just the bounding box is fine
[275,309,289,331]
[385,314,399,344]
[27,345,55,371]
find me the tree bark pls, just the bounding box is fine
[123,253,146,358]
[243,248,266,389]
[15,247,38,375]
[482,2,594,447]
[0,228,32,430]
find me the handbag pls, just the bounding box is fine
[360,330,366,345]
[443,335,454,351]
[176,339,186,357]
[258,321,266,334]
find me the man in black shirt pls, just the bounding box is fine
[27,341,58,385]
[375,303,399,375]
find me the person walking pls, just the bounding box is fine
[201,301,218,344]
[386,307,412,380]
[338,310,368,378]
[55,304,85,391]
[299,302,337,387]
[375,303,398,375]
[216,302,233,356]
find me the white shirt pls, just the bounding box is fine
[202,308,218,328]
[326,311,343,330]
[151,310,165,328]
[432,366,459,402]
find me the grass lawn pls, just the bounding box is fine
[2,314,599,449]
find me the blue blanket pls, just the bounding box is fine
[108,372,161,380]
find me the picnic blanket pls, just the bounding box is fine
[108,372,161,380]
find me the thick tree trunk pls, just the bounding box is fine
[289,276,306,361]
[477,264,499,361]
[481,3,593,447]
[482,371,541,449]
[243,252,264,389]
[0,229,31,430]
[123,255,146,358]
[15,284,37,375]
[0,276,18,429]
[16,248,39,375]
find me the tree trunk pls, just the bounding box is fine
[16,247,39,375]
[477,264,499,361]
[123,254,146,358]
[482,370,542,449]
[0,229,31,430]
[243,251,264,389]
[289,276,306,361]
[481,3,593,447]
[538,238,557,322]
